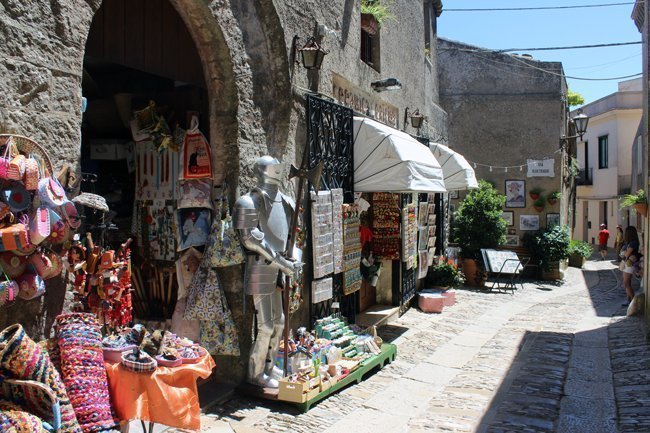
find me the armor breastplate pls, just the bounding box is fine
[243,189,293,295]
[258,194,289,253]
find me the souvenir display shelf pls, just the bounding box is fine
[274,315,397,412]
[342,204,362,295]
[311,191,334,279]
[402,203,417,269]
[331,188,344,274]
[292,343,396,412]
[371,192,401,260]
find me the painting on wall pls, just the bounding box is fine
[501,211,514,226]
[547,213,560,228]
[504,235,520,247]
[520,214,539,231]
[505,180,526,208]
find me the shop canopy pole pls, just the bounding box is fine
[284,149,323,376]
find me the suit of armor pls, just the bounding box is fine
[233,156,300,388]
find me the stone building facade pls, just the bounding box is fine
[0,0,446,383]
[438,38,570,249]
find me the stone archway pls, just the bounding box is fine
[81,0,240,185]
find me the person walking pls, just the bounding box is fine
[614,224,624,262]
[621,226,640,305]
[598,223,610,260]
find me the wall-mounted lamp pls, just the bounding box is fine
[371,77,402,92]
[572,109,589,141]
[404,107,424,130]
[561,108,590,146]
[296,36,328,70]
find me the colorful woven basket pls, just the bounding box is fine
[0,400,47,432]
[54,313,116,432]
[121,351,157,373]
[0,324,81,433]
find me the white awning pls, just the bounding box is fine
[353,117,446,193]
[428,142,478,191]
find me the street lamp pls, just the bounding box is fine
[572,110,589,141]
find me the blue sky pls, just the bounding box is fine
[438,0,642,105]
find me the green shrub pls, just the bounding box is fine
[549,191,562,200]
[361,0,396,24]
[523,225,570,271]
[533,196,546,207]
[453,180,507,260]
[620,189,646,208]
[426,263,465,287]
[568,239,593,258]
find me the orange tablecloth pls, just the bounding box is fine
[105,353,216,431]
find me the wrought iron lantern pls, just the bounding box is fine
[298,37,328,70]
[572,109,589,140]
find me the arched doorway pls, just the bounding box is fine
[79,0,235,325]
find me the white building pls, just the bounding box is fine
[574,78,643,247]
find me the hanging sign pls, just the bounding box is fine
[182,131,212,179]
[526,158,555,178]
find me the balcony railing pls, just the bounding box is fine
[576,168,593,186]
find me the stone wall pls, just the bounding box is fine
[438,38,569,242]
[0,0,448,384]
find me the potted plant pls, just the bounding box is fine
[547,191,561,206]
[567,239,593,268]
[523,225,570,279]
[426,263,465,289]
[529,187,543,201]
[361,0,395,35]
[620,189,647,217]
[533,196,546,212]
[453,180,507,286]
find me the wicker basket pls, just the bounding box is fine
[121,351,157,373]
[0,134,53,176]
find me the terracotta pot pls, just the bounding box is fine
[530,193,540,200]
[534,206,544,212]
[361,13,379,35]
[568,253,586,268]
[634,203,648,217]
[462,258,486,287]
[547,198,557,205]
[541,261,562,280]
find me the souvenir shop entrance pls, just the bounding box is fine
[305,97,447,326]
[81,0,209,321]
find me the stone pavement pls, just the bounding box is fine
[146,255,650,433]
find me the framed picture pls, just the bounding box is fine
[176,208,211,251]
[519,214,540,231]
[449,190,459,199]
[505,180,526,208]
[504,235,519,247]
[507,228,517,235]
[501,211,514,226]
[547,213,560,228]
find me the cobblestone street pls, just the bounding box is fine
[155,256,649,433]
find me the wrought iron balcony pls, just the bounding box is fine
[576,168,593,186]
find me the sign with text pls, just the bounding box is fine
[332,74,399,128]
[526,158,555,178]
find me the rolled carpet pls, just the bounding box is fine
[0,324,80,433]
[54,313,116,432]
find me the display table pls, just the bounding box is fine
[105,353,216,431]
[291,343,397,412]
